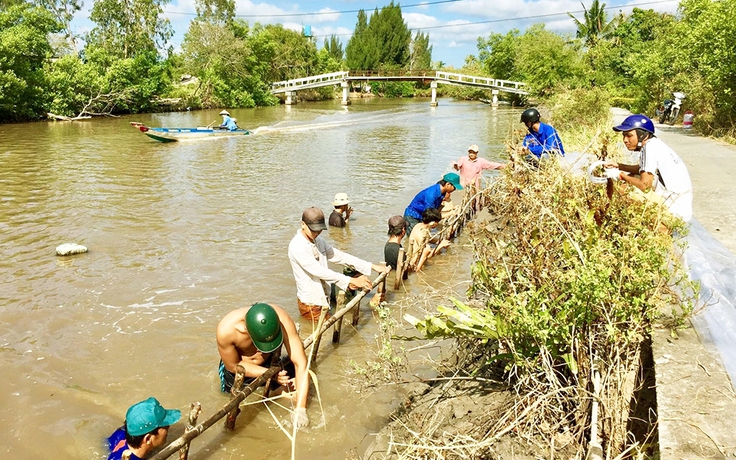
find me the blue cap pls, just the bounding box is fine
[612,114,655,135]
[125,397,181,436]
[442,172,463,190]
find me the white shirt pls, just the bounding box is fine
[640,137,693,221]
[288,230,373,306]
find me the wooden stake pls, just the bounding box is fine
[332,290,346,343]
[225,365,246,430]
[394,248,405,290]
[351,292,361,326]
[178,402,201,460]
[263,347,282,400]
[309,306,329,362]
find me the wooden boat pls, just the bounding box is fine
[130,122,251,143]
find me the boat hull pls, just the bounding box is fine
[133,123,251,142]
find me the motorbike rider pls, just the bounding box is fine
[604,114,692,222]
[520,108,565,161]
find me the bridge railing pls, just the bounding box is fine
[348,69,436,78]
[435,71,527,91]
[271,71,349,92]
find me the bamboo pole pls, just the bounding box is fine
[225,365,247,430]
[178,402,201,460]
[332,290,346,343]
[149,363,285,460]
[394,248,405,290]
[150,272,388,460]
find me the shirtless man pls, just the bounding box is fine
[216,303,310,429]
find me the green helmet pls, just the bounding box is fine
[245,303,283,353]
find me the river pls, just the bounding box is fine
[0,98,517,459]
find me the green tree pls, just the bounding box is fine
[0,4,60,120]
[194,0,234,23]
[410,31,432,70]
[368,1,411,68]
[87,0,173,58]
[346,9,376,69]
[323,34,343,62]
[36,0,82,52]
[568,0,621,47]
[477,29,520,79]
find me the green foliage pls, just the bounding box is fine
[87,0,173,58]
[370,80,415,98]
[323,34,344,63]
[410,31,432,71]
[568,0,621,47]
[0,4,59,121]
[346,2,411,70]
[477,25,583,96]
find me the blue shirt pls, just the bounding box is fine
[404,184,444,220]
[220,115,238,131]
[523,122,565,158]
[107,428,143,460]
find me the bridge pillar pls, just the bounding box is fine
[341,82,351,106]
[492,90,499,108]
[285,91,295,105]
[430,81,438,107]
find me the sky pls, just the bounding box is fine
[71,0,681,68]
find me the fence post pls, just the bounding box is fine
[178,402,201,460]
[225,365,246,430]
[332,290,346,343]
[310,306,329,362]
[394,248,405,290]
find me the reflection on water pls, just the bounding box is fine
[0,99,517,459]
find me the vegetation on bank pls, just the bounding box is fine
[365,96,695,457]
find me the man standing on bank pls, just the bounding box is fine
[605,114,693,221]
[288,206,389,320]
[521,108,565,160]
[216,303,310,429]
[403,172,463,238]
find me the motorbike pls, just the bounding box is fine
[659,91,685,125]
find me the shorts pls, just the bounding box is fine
[218,357,296,393]
[298,298,329,321]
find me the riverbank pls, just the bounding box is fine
[358,110,736,459]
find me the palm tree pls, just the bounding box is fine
[568,0,620,46]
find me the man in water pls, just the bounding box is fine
[403,172,463,237]
[216,303,310,429]
[107,397,181,460]
[605,114,692,221]
[328,192,353,228]
[520,108,565,160]
[288,206,389,320]
[219,110,238,131]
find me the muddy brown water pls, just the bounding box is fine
[0,99,517,459]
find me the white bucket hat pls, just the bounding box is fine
[220,110,230,116]
[332,193,350,206]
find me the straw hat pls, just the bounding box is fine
[332,193,350,206]
[219,110,230,116]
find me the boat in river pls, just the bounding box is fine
[131,122,251,143]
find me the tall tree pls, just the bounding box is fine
[87,0,173,58]
[323,34,343,62]
[346,9,374,69]
[194,0,234,23]
[568,0,620,47]
[410,31,432,70]
[368,1,411,68]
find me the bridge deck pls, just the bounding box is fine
[271,70,527,95]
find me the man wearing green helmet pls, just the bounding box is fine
[216,303,310,429]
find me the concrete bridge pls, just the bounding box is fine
[271,70,527,106]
